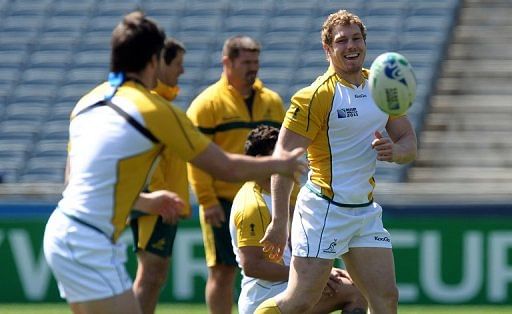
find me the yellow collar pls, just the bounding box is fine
[328,66,368,89]
[219,73,264,92]
[153,80,179,101]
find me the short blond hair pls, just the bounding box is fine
[321,10,367,46]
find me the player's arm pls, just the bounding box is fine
[133,190,184,224]
[238,246,289,282]
[189,142,305,183]
[261,128,311,261]
[373,115,417,164]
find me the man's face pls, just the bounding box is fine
[158,50,185,87]
[227,50,259,87]
[324,23,366,75]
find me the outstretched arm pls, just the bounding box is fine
[260,128,311,261]
[189,142,306,183]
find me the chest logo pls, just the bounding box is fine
[337,108,358,118]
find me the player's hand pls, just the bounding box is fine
[372,131,394,162]
[203,204,225,228]
[323,268,352,297]
[140,190,184,225]
[259,220,288,261]
[276,147,307,179]
[332,268,353,281]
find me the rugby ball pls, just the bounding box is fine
[369,52,416,115]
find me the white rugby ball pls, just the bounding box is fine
[369,52,416,115]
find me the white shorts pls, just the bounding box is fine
[238,279,287,314]
[291,187,392,259]
[43,209,132,303]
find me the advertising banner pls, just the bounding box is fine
[0,203,511,304]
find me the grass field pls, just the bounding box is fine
[1,303,512,314]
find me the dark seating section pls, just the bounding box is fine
[0,0,460,183]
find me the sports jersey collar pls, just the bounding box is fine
[152,80,180,101]
[328,66,369,89]
[220,73,264,93]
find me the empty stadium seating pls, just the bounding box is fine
[0,0,461,183]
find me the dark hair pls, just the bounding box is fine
[222,35,261,60]
[162,37,186,65]
[110,11,166,73]
[244,125,279,157]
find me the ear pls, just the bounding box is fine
[322,44,331,62]
[222,55,231,67]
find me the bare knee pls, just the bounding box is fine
[334,284,368,312]
[135,255,170,290]
[208,265,236,286]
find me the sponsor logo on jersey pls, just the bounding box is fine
[337,108,358,118]
[354,93,367,99]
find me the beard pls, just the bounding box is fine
[245,72,257,85]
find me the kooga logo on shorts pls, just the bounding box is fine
[374,236,390,242]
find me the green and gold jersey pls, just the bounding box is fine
[186,74,285,208]
[59,81,210,241]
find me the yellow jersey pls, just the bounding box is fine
[59,81,210,241]
[186,74,285,208]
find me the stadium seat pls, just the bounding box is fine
[317,0,366,18]
[0,120,41,141]
[260,56,299,73]
[227,1,273,17]
[223,16,267,35]
[3,103,49,122]
[21,68,65,85]
[267,16,313,33]
[28,50,72,68]
[52,0,96,17]
[73,50,110,68]
[32,139,68,158]
[57,83,96,103]
[66,68,108,85]
[96,1,142,18]
[39,120,69,141]
[18,173,65,183]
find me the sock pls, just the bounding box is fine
[254,298,282,314]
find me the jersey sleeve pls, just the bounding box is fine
[232,187,271,248]
[144,96,210,162]
[283,87,330,140]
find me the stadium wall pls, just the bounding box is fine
[0,203,511,305]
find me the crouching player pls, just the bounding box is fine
[229,125,368,314]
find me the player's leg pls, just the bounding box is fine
[206,264,237,313]
[130,214,177,314]
[133,252,170,314]
[69,290,141,314]
[343,247,398,314]
[341,203,398,314]
[201,198,238,314]
[269,256,333,313]
[311,271,367,314]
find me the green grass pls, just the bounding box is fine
[1,303,512,314]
